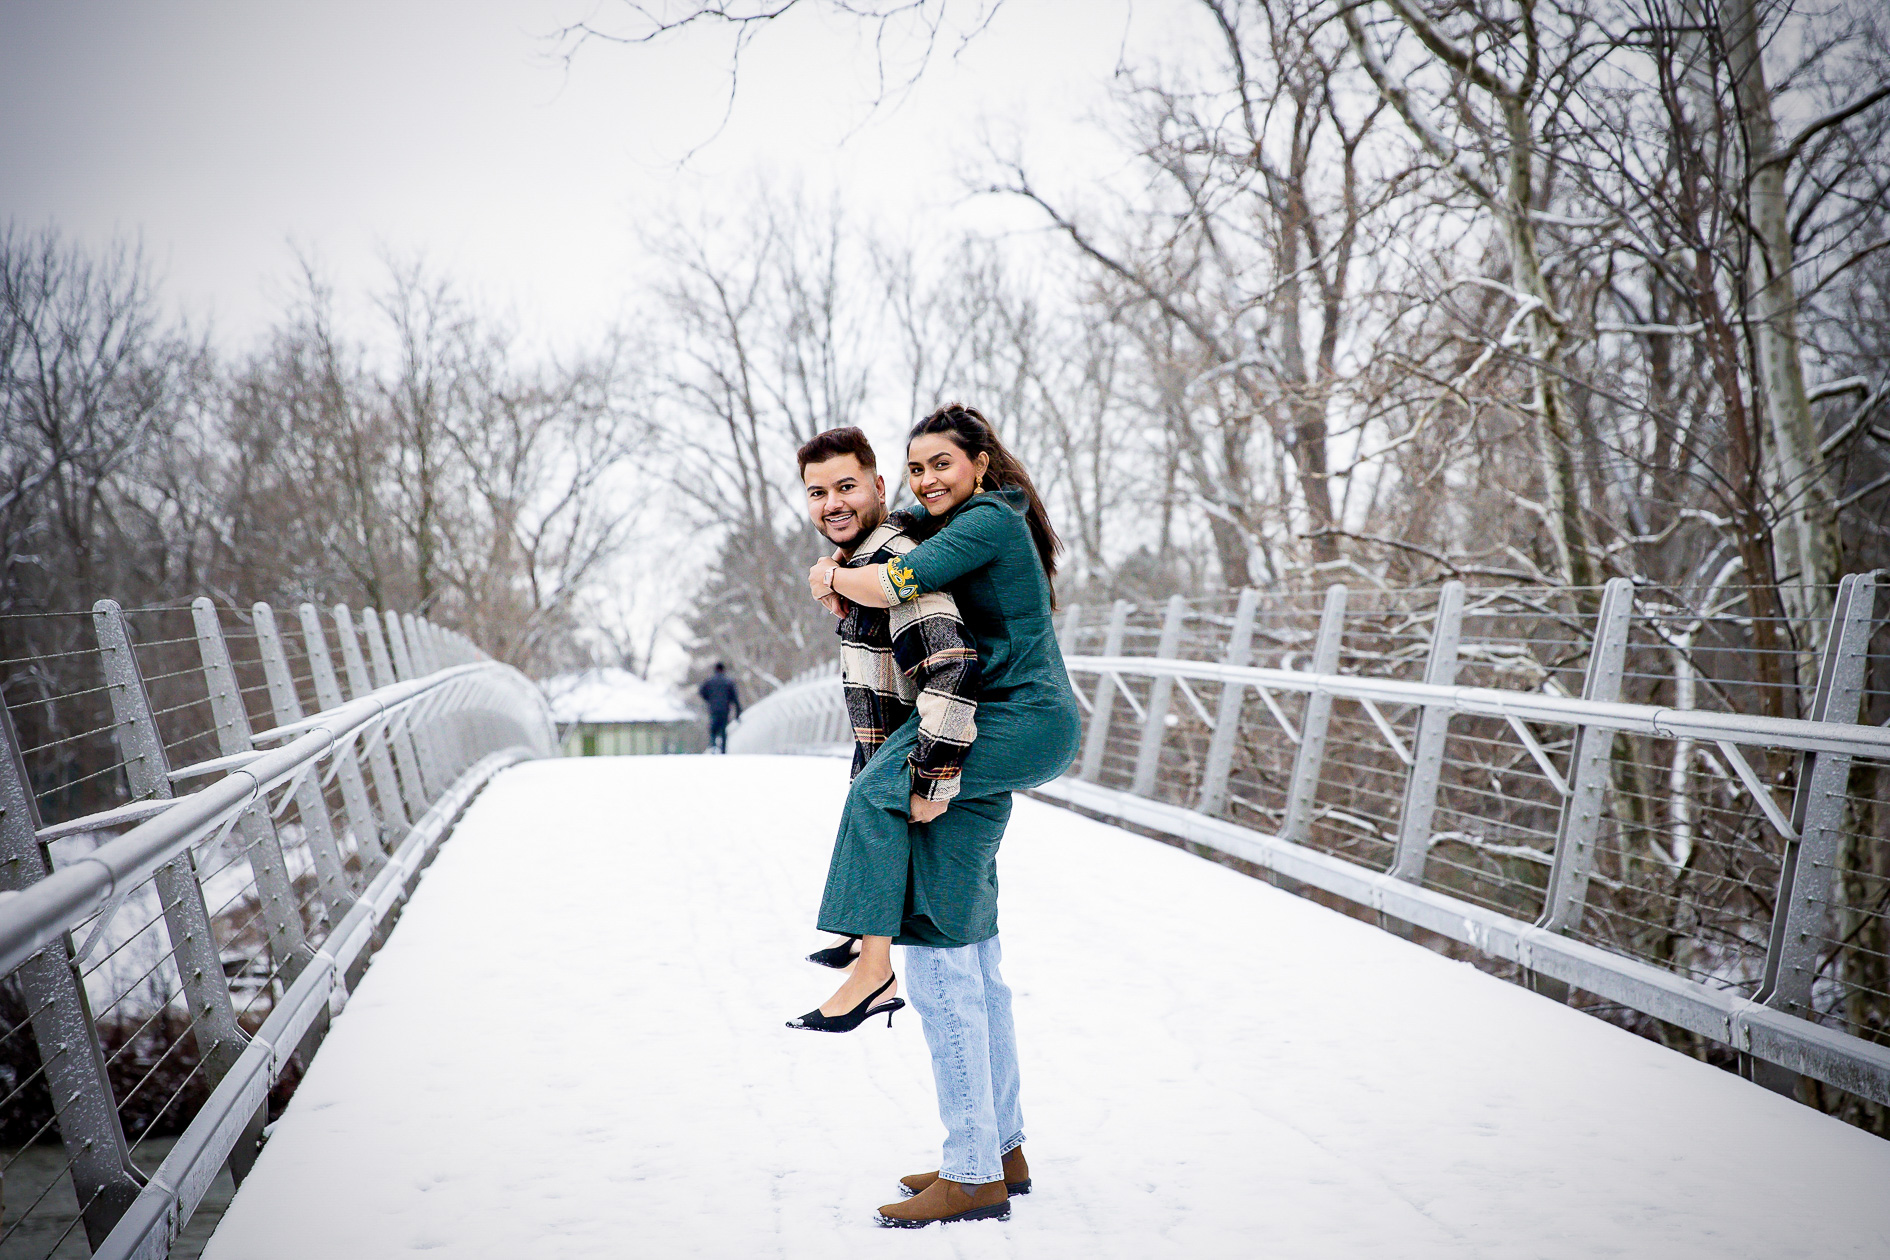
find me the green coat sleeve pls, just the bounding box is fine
[878,499,1008,603]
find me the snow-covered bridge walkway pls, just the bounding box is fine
[203,756,1890,1259]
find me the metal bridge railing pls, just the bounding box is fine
[0,597,555,1259]
[731,573,1890,1115]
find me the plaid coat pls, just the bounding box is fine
[836,518,979,802]
[818,489,1082,947]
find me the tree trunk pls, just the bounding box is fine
[1721,0,1841,653]
[1273,134,1339,564]
[1500,97,1596,594]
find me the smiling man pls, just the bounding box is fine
[797,427,979,810]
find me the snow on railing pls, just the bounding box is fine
[733,572,1890,1116]
[0,598,556,1258]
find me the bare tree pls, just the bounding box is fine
[1,225,209,612]
[1718,0,1883,629]
[980,0,1402,585]
[879,237,1140,586]
[1342,0,1604,590]
[432,325,651,669]
[220,260,647,674]
[646,189,880,688]
[555,0,1003,141]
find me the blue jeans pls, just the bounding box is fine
[902,936,1025,1184]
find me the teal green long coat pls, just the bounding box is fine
[817,489,1084,948]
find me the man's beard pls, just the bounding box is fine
[818,504,885,553]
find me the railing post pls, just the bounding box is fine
[362,609,432,817]
[411,617,456,763]
[1389,581,1467,882]
[333,604,413,837]
[300,603,387,879]
[1281,585,1348,844]
[385,611,447,797]
[1079,600,1131,782]
[1057,604,1082,658]
[1131,595,1187,797]
[94,600,262,1179]
[190,599,317,982]
[420,618,471,777]
[1754,571,1879,1062]
[408,619,430,669]
[440,630,476,769]
[0,701,145,1247]
[408,616,451,774]
[385,612,416,680]
[1537,577,1635,933]
[251,603,359,920]
[1196,588,1260,818]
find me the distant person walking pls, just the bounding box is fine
[698,663,741,753]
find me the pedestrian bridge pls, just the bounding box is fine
[0,577,1887,1257]
[205,755,1890,1258]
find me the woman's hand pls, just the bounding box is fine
[817,591,848,618]
[808,557,841,604]
[909,794,947,824]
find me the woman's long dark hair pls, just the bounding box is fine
[909,403,1061,595]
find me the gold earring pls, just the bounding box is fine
[975,473,985,492]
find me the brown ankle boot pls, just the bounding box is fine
[877,1176,1009,1228]
[899,1145,1030,1199]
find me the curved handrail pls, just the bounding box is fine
[1065,655,1890,759]
[719,652,1890,762]
[725,666,848,756]
[0,660,551,976]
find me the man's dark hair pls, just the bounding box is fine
[796,426,877,477]
[713,662,726,672]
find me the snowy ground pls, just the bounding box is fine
[204,755,1890,1259]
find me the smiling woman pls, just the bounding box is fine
[907,430,987,514]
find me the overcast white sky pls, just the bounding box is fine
[0,0,1212,353]
[0,0,1222,677]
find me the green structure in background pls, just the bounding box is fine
[544,667,701,756]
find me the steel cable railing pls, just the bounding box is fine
[0,597,555,1259]
[730,572,1890,1124]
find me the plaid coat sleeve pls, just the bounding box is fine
[881,535,980,803]
[836,594,913,781]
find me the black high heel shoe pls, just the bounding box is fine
[807,935,862,970]
[785,973,905,1033]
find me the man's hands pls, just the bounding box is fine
[808,556,840,598]
[809,556,846,618]
[909,794,948,824]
